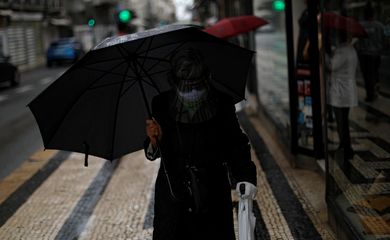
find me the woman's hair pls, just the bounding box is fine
[169,48,209,85]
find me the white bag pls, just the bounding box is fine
[236,182,257,240]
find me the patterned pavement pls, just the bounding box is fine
[327,91,390,238]
[255,29,390,239]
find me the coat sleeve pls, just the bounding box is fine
[224,103,257,186]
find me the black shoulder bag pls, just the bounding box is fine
[175,124,210,214]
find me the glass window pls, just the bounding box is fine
[293,0,316,150]
[254,2,291,143]
[322,0,390,239]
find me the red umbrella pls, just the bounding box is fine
[322,12,367,37]
[204,15,268,39]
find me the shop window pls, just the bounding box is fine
[255,6,291,144]
[322,0,390,238]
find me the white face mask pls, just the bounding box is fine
[177,88,207,102]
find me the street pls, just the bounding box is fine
[0,66,67,180]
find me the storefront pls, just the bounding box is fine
[253,0,292,151]
[253,0,324,166]
[0,11,45,69]
[320,0,390,239]
[253,0,390,239]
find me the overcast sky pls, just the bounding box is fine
[173,0,193,21]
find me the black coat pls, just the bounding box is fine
[144,89,256,240]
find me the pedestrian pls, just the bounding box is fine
[354,2,385,102]
[144,48,257,240]
[326,31,358,167]
[296,0,309,64]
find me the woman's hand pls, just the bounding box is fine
[146,118,162,147]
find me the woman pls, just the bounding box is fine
[144,48,257,240]
[326,31,358,161]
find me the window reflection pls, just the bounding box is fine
[323,1,390,238]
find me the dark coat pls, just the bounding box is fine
[144,89,256,240]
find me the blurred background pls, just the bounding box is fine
[0,0,284,71]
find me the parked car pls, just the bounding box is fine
[0,54,20,87]
[46,38,85,67]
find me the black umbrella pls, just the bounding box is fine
[28,24,254,165]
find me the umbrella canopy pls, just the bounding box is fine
[322,12,367,37]
[204,15,268,39]
[28,24,254,163]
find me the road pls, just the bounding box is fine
[0,66,67,180]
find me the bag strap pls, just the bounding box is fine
[156,140,181,201]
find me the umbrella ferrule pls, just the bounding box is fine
[83,142,90,167]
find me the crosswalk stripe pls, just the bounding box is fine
[55,159,119,240]
[0,95,8,103]
[0,153,103,238]
[14,85,33,94]
[0,151,69,228]
[39,77,52,85]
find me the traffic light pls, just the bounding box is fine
[273,0,285,11]
[88,17,96,27]
[118,9,133,23]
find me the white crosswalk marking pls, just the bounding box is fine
[57,71,66,78]
[0,95,8,103]
[14,85,33,94]
[39,77,52,85]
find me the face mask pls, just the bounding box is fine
[177,88,207,102]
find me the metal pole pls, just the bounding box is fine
[307,0,324,159]
[131,60,179,201]
[285,0,298,154]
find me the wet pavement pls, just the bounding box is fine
[0,108,335,240]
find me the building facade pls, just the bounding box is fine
[0,0,66,69]
[0,0,177,70]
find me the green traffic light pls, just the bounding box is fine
[118,10,132,23]
[88,18,95,27]
[273,0,285,11]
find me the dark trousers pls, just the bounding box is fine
[333,107,352,153]
[358,54,381,100]
[333,107,353,177]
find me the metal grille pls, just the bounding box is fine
[6,26,27,65]
[26,27,37,65]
